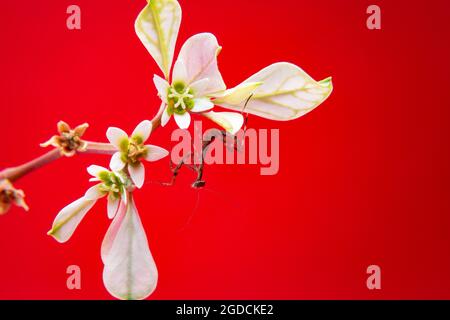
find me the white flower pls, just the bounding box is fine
[136,1,255,134]
[135,0,333,134]
[48,165,158,300]
[151,33,249,134]
[47,165,128,243]
[106,120,169,188]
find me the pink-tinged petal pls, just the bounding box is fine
[191,98,214,113]
[132,120,153,144]
[107,195,120,220]
[153,75,170,103]
[172,58,188,83]
[202,111,244,135]
[161,106,171,127]
[87,165,109,178]
[144,145,169,162]
[106,127,129,151]
[102,196,158,300]
[174,112,191,129]
[172,33,226,94]
[85,184,107,200]
[47,197,97,243]
[213,82,262,105]
[129,162,145,189]
[110,152,126,172]
[189,78,210,98]
[121,188,128,205]
[101,200,127,262]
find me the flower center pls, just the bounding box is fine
[167,82,195,115]
[57,131,84,154]
[98,171,126,198]
[126,141,147,164]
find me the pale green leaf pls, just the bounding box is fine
[135,0,182,79]
[216,62,333,120]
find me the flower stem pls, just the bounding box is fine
[85,141,117,155]
[0,143,117,182]
[0,149,61,182]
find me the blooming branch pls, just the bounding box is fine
[47,120,168,299]
[0,101,166,215]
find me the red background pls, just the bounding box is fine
[1,0,450,299]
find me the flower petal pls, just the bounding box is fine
[13,191,29,212]
[153,75,170,103]
[121,187,128,205]
[87,165,109,178]
[172,33,226,94]
[213,82,262,105]
[172,58,188,83]
[101,201,126,263]
[107,195,120,220]
[74,123,89,137]
[189,78,210,98]
[135,0,182,80]
[191,98,214,113]
[216,62,333,120]
[57,121,71,133]
[85,184,107,200]
[110,152,126,172]
[102,196,158,300]
[174,112,191,129]
[47,197,97,243]
[202,111,244,135]
[40,136,59,148]
[145,145,169,162]
[129,162,145,189]
[132,120,153,144]
[161,106,171,127]
[106,127,129,151]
